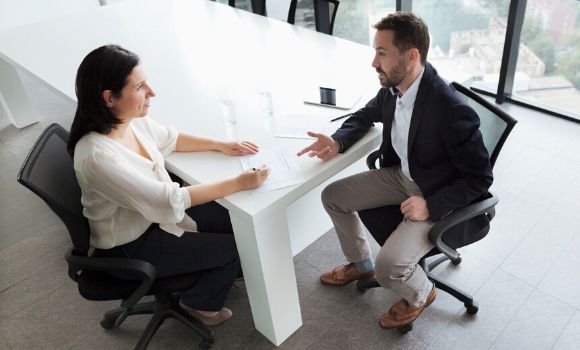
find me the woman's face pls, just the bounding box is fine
[107,64,155,120]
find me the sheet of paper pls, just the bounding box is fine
[239,147,305,192]
[274,114,338,139]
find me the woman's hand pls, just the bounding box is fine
[236,166,270,190]
[219,141,259,156]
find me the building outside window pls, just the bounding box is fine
[329,0,580,119]
[512,0,580,118]
[332,0,512,90]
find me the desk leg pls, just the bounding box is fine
[229,209,302,346]
[0,58,39,128]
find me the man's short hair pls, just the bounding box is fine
[374,11,430,65]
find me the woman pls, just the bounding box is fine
[68,45,269,325]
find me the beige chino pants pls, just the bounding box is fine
[321,166,434,307]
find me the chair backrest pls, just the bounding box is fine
[17,123,91,255]
[286,0,339,35]
[451,82,517,169]
[251,0,266,15]
[313,0,339,35]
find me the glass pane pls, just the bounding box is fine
[235,0,252,12]
[513,0,580,118]
[295,0,316,31]
[332,1,511,92]
[333,1,396,46]
[413,0,510,91]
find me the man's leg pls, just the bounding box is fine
[374,219,434,306]
[320,167,408,285]
[374,179,436,329]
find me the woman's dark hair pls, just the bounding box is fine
[67,45,140,155]
[374,11,430,65]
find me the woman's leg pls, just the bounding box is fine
[97,226,240,311]
[186,201,233,234]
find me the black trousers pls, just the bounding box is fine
[95,202,241,311]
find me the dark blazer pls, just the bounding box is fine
[332,63,493,248]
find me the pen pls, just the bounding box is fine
[330,113,353,122]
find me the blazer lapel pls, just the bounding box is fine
[382,89,397,145]
[407,64,432,154]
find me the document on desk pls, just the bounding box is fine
[239,147,305,192]
[274,114,338,139]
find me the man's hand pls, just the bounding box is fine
[219,140,259,156]
[400,196,430,221]
[296,131,340,161]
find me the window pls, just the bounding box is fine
[331,1,513,92]
[413,0,510,91]
[333,1,395,46]
[512,0,580,118]
[293,0,579,121]
[294,0,317,31]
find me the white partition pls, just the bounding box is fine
[0,0,100,31]
[0,0,101,128]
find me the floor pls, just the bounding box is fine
[1,68,580,350]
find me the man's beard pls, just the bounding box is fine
[377,59,406,88]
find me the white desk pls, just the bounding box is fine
[0,0,382,345]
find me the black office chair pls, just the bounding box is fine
[356,82,517,334]
[17,124,215,350]
[288,0,340,35]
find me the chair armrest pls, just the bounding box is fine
[428,193,499,260]
[65,249,156,309]
[366,150,380,170]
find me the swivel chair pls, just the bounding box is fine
[356,82,517,334]
[17,123,215,349]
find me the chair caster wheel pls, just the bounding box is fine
[398,323,413,334]
[465,300,479,314]
[452,257,462,265]
[199,340,212,349]
[100,318,116,330]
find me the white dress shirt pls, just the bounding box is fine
[390,67,425,182]
[73,117,196,249]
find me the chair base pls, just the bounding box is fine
[356,254,479,333]
[101,293,215,350]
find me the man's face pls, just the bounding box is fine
[371,30,408,88]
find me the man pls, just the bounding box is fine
[297,12,492,329]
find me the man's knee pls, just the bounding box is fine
[321,181,341,210]
[374,248,409,288]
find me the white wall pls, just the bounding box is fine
[0,0,100,31]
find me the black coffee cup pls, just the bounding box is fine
[319,87,336,106]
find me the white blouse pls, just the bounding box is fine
[73,117,197,249]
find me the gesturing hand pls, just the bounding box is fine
[296,131,340,161]
[237,166,270,190]
[400,196,430,221]
[220,140,259,156]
